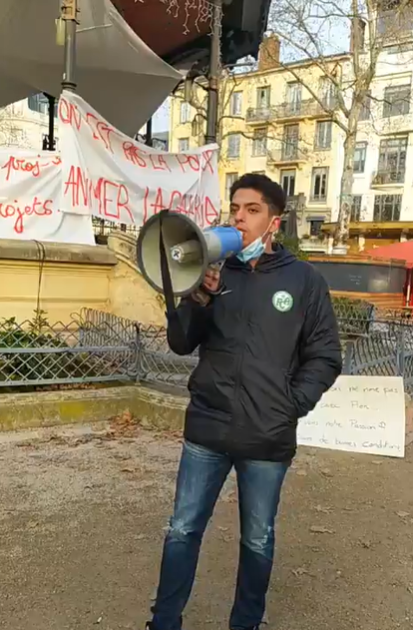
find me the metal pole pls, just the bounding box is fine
[146,118,153,147]
[61,0,78,92]
[205,0,222,144]
[46,94,56,151]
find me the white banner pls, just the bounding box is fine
[0,92,220,245]
[0,150,94,245]
[58,91,221,228]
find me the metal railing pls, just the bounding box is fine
[246,107,276,123]
[138,326,197,389]
[0,309,140,388]
[246,99,336,123]
[5,300,413,395]
[93,218,139,243]
[274,99,336,119]
[137,298,413,394]
[268,145,306,163]
[371,170,405,186]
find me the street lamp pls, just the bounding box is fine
[56,0,79,93]
[205,0,222,145]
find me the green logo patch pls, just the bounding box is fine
[272,291,294,313]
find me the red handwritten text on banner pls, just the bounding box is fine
[0,150,94,245]
[58,91,220,228]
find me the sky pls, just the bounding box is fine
[152,99,169,133]
[150,0,352,134]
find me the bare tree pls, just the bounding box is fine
[0,104,30,149]
[268,0,413,246]
[181,67,320,164]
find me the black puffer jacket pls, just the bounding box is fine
[167,245,342,462]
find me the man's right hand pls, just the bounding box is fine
[202,267,221,293]
[191,266,221,305]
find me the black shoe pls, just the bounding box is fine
[145,618,183,630]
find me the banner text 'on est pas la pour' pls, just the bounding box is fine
[0,90,221,245]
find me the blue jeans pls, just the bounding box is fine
[151,441,289,630]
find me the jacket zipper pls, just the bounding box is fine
[231,268,254,422]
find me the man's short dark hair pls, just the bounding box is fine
[230,173,286,216]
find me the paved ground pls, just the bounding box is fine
[0,417,412,630]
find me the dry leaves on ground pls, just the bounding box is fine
[310,525,335,534]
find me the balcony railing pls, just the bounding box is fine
[246,107,276,123]
[268,144,307,163]
[371,170,405,186]
[285,195,302,212]
[246,98,336,123]
[274,98,336,119]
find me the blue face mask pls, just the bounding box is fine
[236,221,274,263]
[236,236,266,263]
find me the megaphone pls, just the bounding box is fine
[136,212,243,297]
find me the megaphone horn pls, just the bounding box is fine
[136,211,243,298]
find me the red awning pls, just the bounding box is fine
[366,241,413,268]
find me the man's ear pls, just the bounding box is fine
[270,216,282,233]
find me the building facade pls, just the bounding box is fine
[170,30,413,253]
[169,38,349,244]
[0,94,57,151]
[330,39,413,253]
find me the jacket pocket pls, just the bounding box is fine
[282,370,299,416]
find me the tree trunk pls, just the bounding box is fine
[334,112,359,247]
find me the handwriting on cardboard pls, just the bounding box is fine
[297,375,405,458]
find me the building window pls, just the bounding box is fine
[286,82,302,114]
[152,137,169,151]
[282,124,299,159]
[373,195,402,221]
[311,167,329,202]
[227,133,241,158]
[359,91,371,121]
[252,128,267,157]
[225,172,238,200]
[9,127,25,146]
[230,92,243,116]
[28,93,58,117]
[319,76,336,108]
[378,136,407,182]
[351,195,362,221]
[383,85,411,117]
[180,102,191,124]
[315,120,332,149]
[256,86,271,109]
[377,5,413,37]
[281,169,296,197]
[178,138,189,152]
[310,220,324,236]
[354,142,367,173]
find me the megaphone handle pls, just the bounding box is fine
[210,260,225,271]
[159,210,176,317]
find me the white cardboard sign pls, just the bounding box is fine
[297,375,406,458]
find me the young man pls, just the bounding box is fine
[148,173,342,630]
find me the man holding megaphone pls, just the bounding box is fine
[145,173,342,630]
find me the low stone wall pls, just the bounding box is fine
[0,384,412,453]
[0,239,116,323]
[107,232,165,325]
[0,385,187,433]
[0,234,166,326]
[405,394,413,447]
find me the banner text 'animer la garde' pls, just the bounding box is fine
[0,92,220,245]
[58,91,220,229]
